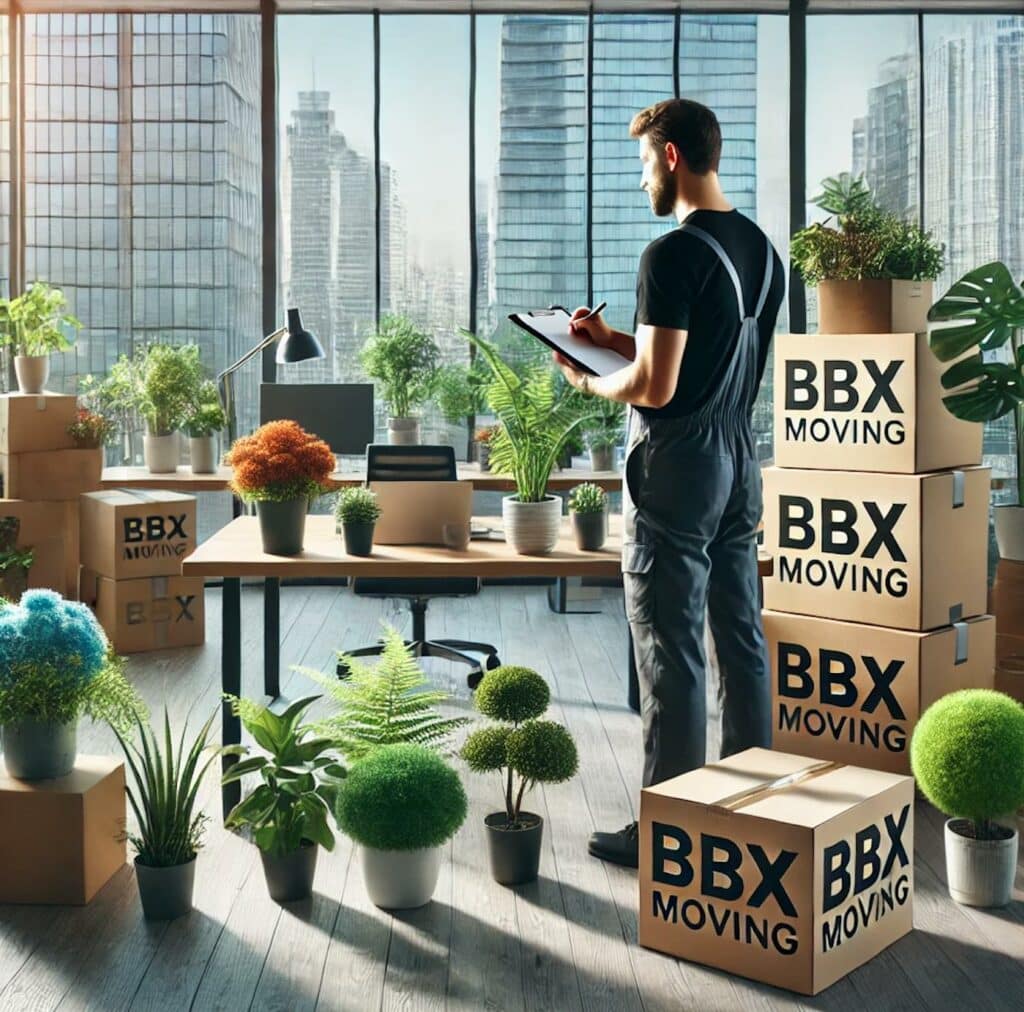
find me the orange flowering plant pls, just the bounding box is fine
[225,420,335,503]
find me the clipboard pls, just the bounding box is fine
[508,307,631,377]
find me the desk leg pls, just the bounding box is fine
[264,577,280,699]
[221,576,242,820]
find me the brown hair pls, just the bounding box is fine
[629,98,722,175]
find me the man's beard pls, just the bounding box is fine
[647,170,675,217]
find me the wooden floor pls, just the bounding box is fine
[1,583,1022,1012]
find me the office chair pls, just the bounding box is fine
[338,444,501,689]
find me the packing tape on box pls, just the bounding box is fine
[712,759,844,813]
[949,603,964,624]
[951,469,965,509]
[151,575,170,649]
[954,621,969,665]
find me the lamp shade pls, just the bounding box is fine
[276,307,325,365]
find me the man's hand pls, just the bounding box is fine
[553,351,590,394]
[569,306,614,346]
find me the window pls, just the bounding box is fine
[0,13,8,298]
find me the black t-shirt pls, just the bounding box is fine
[633,208,785,418]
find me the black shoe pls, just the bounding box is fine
[588,821,639,868]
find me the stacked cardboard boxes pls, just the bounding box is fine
[762,331,995,775]
[0,392,101,600]
[79,489,204,653]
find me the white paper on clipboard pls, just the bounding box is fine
[508,308,632,377]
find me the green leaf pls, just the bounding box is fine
[928,262,1024,360]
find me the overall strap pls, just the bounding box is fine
[678,223,745,322]
[753,233,775,318]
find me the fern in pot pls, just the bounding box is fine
[360,315,440,445]
[583,397,624,473]
[466,333,593,555]
[222,695,346,903]
[115,710,218,920]
[0,282,81,394]
[183,381,227,475]
[927,261,1024,560]
[336,743,466,909]
[334,486,381,557]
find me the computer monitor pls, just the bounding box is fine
[259,383,374,456]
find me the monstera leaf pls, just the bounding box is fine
[937,349,1024,423]
[928,261,1024,361]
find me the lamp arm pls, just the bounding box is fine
[216,325,287,384]
[217,325,287,448]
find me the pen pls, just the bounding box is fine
[580,301,607,321]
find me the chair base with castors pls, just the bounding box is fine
[338,596,500,689]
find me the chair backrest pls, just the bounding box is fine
[365,444,457,482]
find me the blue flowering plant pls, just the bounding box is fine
[0,590,144,732]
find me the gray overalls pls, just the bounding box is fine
[623,223,775,788]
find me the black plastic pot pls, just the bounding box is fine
[135,855,196,920]
[484,812,544,885]
[478,443,491,472]
[256,497,308,556]
[260,840,318,902]
[572,510,607,551]
[342,521,375,557]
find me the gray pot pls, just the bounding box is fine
[484,811,543,885]
[342,521,375,557]
[256,497,308,556]
[2,718,78,780]
[944,819,1018,907]
[14,355,49,394]
[135,856,196,920]
[388,417,420,445]
[478,443,491,472]
[260,841,318,903]
[189,435,217,474]
[502,494,562,556]
[589,444,614,473]
[572,509,607,551]
[994,505,1024,562]
[144,431,180,473]
[362,845,442,909]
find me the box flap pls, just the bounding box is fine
[0,755,122,794]
[643,748,910,829]
[83,489,195,506]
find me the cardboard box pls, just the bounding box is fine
[991,558,1024,640]
[80,489,196,581]
[639,748,914,995]
[762,466,989,631]
[890,280,932,335]
[765,611,995,774]
[773,332,982,474]
[0,756,126,904]
[0,392,79,453]
[80,569,204,653]
[994,657,1024,704]
[0,498,77,597]
[0,448,102,501]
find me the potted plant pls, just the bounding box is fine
[583,398,625,473]
[0,282,81,393]
[466,333,593,555]
[927,262,1024,559]
[791,173,944,334]
[360,314,440,445]
[115,709,218,920]
[0,517,33,601]
[568,482,608,551]
[335,743,466,908]
[460,665,578,885]
[475,424,499,472]
[225,420,335,556]
[910,689,1024,907]
[66,407,117,450]
[222,695,346,903]
[435,359,489,460]
[0,590,143,779]
[334,486,381,557]
[107,343,205,472]
[183,381,227,475]
[299,624,468,758]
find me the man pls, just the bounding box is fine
[554,98,785,868]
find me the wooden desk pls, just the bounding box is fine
[101,463,624,493]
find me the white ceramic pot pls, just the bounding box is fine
[14,355,49,394]
[502,494,562,556]
[189,435,217,474]
[388,417,420,445]
[361,845,441,909]
[994,505,1024,562]
[944,819,1018,907]
[144,431,180,473]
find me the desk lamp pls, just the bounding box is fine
[218,307,325,447]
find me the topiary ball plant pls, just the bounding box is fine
[474,664,550,724]
[910,689,1024,840]
[336,743,467,851]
